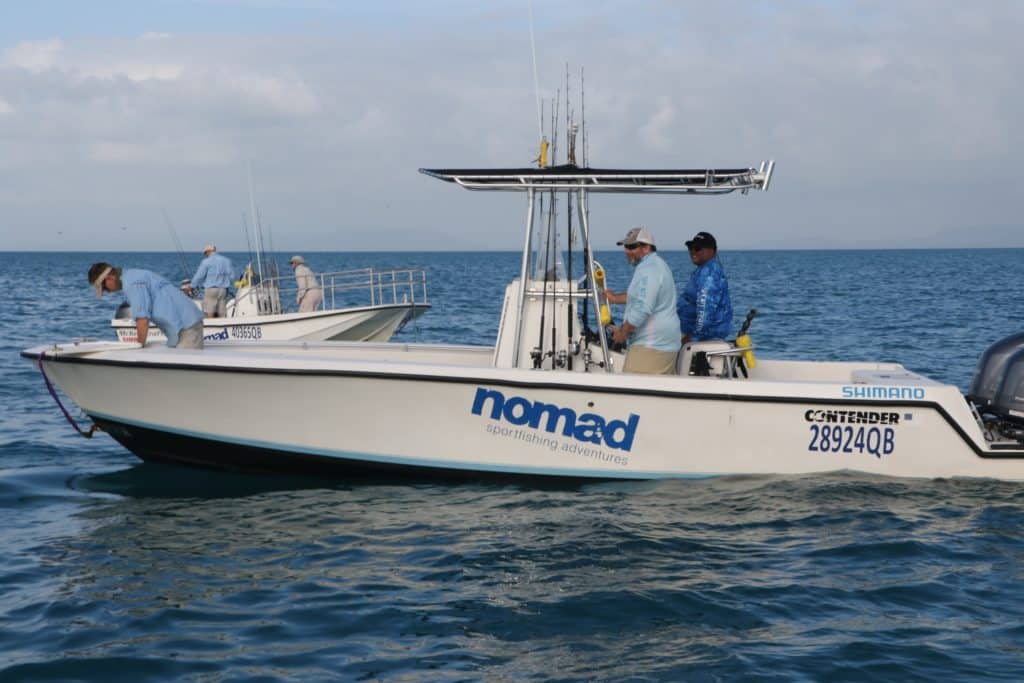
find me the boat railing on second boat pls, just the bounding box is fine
[231,266,429,317]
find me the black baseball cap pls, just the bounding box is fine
[685,231,717,250]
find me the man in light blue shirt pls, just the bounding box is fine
[185,244,234,318]
[89,262,204,348]
[602,227,681,374]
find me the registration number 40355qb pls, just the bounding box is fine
[808,425,894,459]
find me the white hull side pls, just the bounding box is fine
[111,304,428,343]
[27,343,1024,481]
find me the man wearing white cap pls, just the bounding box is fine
[289,255,323,312]
[185,244,234,318]
[87,262,204,348]
[602,227,681,374]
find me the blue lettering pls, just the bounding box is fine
[573,413,604,444]
[529,402,577,436]
[841,385,925,400]
[604,414,640,451]
[471,388,505,419]
[502,397,533,425]
[204,328,229,341]
[469,387,640,452]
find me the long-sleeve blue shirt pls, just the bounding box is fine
[190,253,234,290]
[623,252,681,353]
[122,268,204,347]
[678,257,733,341]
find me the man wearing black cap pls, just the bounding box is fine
[678,231,733,343]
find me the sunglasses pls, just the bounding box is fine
[623,243,642,250]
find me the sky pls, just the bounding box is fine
[1,0,1022,251]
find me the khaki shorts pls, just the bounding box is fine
[175,322,205,349]
[298,288,323,313]
[202,287,228,317]
[622,344,678,375]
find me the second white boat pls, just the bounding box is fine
[111,265,430,343]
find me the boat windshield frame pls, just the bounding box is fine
[419,162,774,194]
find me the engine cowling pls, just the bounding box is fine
[993,349,1024,425]
[968,332,1024,411]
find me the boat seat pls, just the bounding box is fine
[678,340,748,378]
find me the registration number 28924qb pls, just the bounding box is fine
[808,425,894,459]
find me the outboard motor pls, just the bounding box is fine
[993,349,1024,428]
[967,332,1024,410]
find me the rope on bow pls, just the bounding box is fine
[36,355,99,438]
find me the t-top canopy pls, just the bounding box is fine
[420,162,774,194]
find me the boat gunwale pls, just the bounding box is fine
[110,301,431,327]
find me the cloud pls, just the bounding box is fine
[637,99,675,151]
[1,2,1022,250]
[4,38,63,71]
[86,138,234,166]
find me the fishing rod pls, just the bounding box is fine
[264,211,278,280]
[247,162,266,286]
[241,212,254,265]
[545,93,561,367]
[527,0,543,144]
[162,208,192,284]
[565,65,575,369]
[580,67,588,167]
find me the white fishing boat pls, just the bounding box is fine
[23,161,1024,481]
[110,265,430,343]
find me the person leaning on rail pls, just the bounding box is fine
[88,262,204,349]
[602,227,681,375]
[184,244,234,318]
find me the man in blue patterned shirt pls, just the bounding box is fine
[603,227,681,374]
[678,231,733,343]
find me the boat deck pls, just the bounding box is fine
[27,339,946,389]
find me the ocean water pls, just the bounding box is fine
[2,248,1024,681]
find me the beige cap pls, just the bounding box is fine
[616,226,656,247]
[202,244,216,254]
[91,266,113,298]
[289,255,305,265]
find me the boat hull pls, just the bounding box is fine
[25,342,1024,481]
[111,303,429,343]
